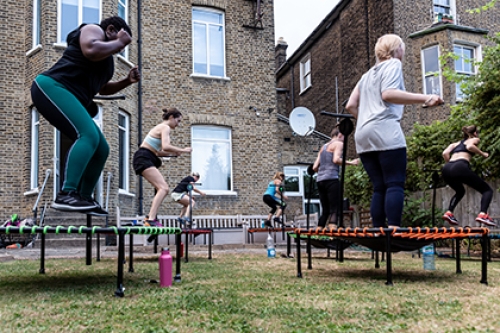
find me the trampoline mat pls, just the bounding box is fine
[343,236,433,253]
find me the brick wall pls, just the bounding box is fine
[0,0,279,223]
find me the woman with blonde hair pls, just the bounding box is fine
[442,125,494,226]
[262,172,288,227]
[346,34,443,227]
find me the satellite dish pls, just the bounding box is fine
[289,107,316,136]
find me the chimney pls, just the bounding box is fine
[275,37,288,71]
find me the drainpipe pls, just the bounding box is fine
[137,0,144,216]
[290,63,295,110]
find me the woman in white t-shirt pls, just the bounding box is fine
[346,34,443,227]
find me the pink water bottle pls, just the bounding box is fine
[159,247,172,287]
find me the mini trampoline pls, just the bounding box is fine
[294,226,490,285]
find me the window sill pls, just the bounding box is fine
[26,44,42,57]
[119,189,135,197]
[190,73,231,82]
[299,85,312,95]
[117,54,134,68]
[24,188,40,197]
[53,42,67,50]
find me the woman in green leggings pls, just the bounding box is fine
[30,16,140,215]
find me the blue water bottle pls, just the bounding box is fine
[422,244,435,270]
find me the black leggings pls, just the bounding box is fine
[442,159,493,213]
[263,194,285,215]
[317,179,339,227]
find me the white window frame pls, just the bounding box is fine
[191,125,234,195]
[191,7,227,79]
[57,0,102,44]
[454,43,479,101]
[284,166,320,214]
[118,111,130,194]
[30,109,40,191]
[299,55,312,93]
[433,0,456,23]
[118,0,129,59]
[32,0,41,49]
[421,45,442,96]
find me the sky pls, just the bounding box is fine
[274,0,340,56]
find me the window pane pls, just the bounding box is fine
[119,114,126,127]
[119,128,126,189]
[192,127,232,191]
[424,75,440,95]
[193,9,222,24]
[193,127,229,139]
[423,47,439,73]
[61,0,78,42]
[193,23,207,74]
[209,25,224,76]
[303,172,318,199]
[83,0,99,24]
[193,141,231,191]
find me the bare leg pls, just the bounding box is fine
[141,167,169,220]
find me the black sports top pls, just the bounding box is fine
[451,139,472,155]
[173,176,196,193]
[43,24,114,109]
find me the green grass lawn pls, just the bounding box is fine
[0,250,499,333]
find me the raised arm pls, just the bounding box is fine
[466,138,489,158]
[156,126,192,157]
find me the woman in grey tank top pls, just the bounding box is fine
[312,127,358,227]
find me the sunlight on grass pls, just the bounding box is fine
[0,251,499,332]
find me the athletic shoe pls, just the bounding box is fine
[145,219,163,227]
[273,217,283,225]
[442,212,459,226]
[51,191,96,211]
[475,213,496,227]
[264,220,273,228]
[84,199,108,216]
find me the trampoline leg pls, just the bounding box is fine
[487,238,491,262]
[455,238,462,274]
[208,232,212,260]
[339,241,344,263]
[481,235,488,285]
[129,234,134,273]
[307,236,312,270]
[296,235,302,278]
[115,232,125,297]
[385,233,393,286]
[375,251,380,269]
[86,215,92,266]
[174,233,182,282]
[97,233,100,262]
[286,233,291,257]
[184,231,189,263]
[39,233,46,274]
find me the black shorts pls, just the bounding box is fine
[133,148,162,175]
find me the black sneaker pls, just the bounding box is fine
[84,199,108,216]
[264,220,273,228]
[273,217,283,225]
[51,191,96,211]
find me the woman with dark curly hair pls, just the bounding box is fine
[31,16,140,215]
[442,125,495,227]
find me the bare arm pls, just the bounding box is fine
[381,89,443,106]
[346,85,360,118]
[156,126,192,157]
[193,187,206,196]
[333,142,360,166]
[466,138,489,158]
[99,67,140,95]
[80,25,131,62]
[442,142,457,163]
[312,147,323,172]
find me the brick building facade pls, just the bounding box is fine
[1,0,279,224]
[275,0,500,215]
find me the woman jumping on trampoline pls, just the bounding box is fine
[31,16,140,215]
[313,126,359,228]
[132,108,192,227]
[441,125,495,227]
[262,172,288,227]
[346,33,443,227]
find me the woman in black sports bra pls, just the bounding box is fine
[441,125,494,227]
